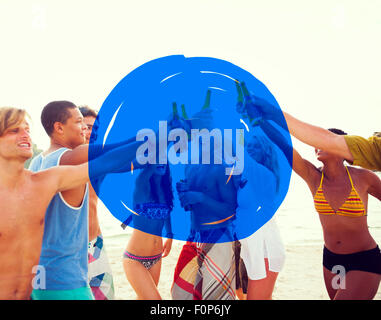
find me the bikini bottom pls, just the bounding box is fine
[323,245,381,275]
[123,250,162,270]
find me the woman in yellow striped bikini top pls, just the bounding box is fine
[313,166,366,217]
[289,127,381,300]
[262,123,381,300]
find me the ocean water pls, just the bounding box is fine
[98,172,381,247]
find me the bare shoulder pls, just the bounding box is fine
[347,165,380,185]
[347,165,374,177]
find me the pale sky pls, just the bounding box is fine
[1,0,380,163]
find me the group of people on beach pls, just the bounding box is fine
[0,80,380,300]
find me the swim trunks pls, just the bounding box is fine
[31,286,94,300]
[88,234,115,300]
[171,227,236,300]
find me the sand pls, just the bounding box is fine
[104,238,381,300]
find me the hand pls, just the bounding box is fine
[168,114,189,132]
[176,180,190,193]
[162,238,172,258]
[246,138,266,165]
[167,102,192,141]
[235,81,279,123]
[179,191,204,207]
[235,81,245,115]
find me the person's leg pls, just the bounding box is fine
[235,288,247,300]
[323,266,339,300]
[123,257,162,300]
[246,259,278,300]
[197,241,236,300]
[148,258,162,287]
[171,243,198,300]
[334,271,380,300]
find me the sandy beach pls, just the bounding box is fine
[98,183,381,301]
[98,182,381,301]
[104,237,381,300]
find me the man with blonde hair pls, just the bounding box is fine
[0,106,151,299]
[0,107,91,299]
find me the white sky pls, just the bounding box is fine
[1,0,380,164]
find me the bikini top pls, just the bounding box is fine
[313,167,366,217]
[134,202,171,220]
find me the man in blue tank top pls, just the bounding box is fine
[28,101,149,300]
[29,101,93,299]
[0,106,161,300]
[0,107,104,299]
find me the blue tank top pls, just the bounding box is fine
[29,148,89,290]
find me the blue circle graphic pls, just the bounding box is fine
[89,55,292,243]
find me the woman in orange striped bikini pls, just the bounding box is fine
[235,81,381,299]
[289,128,381,299]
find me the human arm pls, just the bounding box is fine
[59,137,143,166]
[254,119,320,192]
[161,192,174,258]
[364,170,381,201]
[235,81,354,162]
[257,119,293,168]
[179,167,237,222]
[291,148,321,193]
[162,237,173,258]
[164,214,173,238]
[39,162,90,193]
[343,135,381,171]
[161,186,174,258]
[45,147,139,193]
[179,191,236,223]
[282,112,354,162]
